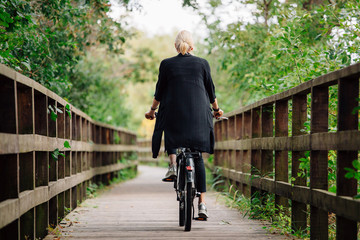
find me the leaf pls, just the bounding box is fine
[51,148,60,161]
[352,160,360,170]
[352,106,360,114]
[344,167,355,172]
[64,141,71,149]
[50,111,58,121]
[65,104,72,119]
[344,172,354,179]
[354,194,360,199]
[21,62,31,71]
[55,106,63,114]
[59,153,65,158]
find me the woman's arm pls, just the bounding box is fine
[145,98,160,120]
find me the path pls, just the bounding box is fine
[46,166,294,239]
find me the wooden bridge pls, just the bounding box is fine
[0,62,359,239]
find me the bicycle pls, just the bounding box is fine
[158,112,228,231]
[174,148,201,231]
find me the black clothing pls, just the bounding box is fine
[166,148,177,155]
[194,154,207,193]
[169,147,207,193]
[152,53,216,158]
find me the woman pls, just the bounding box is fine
[145,30,223,219]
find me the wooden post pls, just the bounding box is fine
[48,98,56,137]
[17,83,33,134]
[0,77,16,133]
[291,94,308,232]
[336,76,359,240]
[243,111,252,197]
[310,86,328,240]
[0,219,18,240]
[35,202,48,239]
[58,192,65,223]
[49,196,58,228]
[261,104,273,177]
[275,100,289,209]
[20,208,34,240]
[228,116,235,140]
[19,152,34,192]
[57,103,65,139]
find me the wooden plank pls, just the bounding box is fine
[336,76,359,239]
[310,85,329,239]
[0,133,138,154]
[45,166,292,240]
[215,131,360,151]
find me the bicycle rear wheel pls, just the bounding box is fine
[179,200,185,226]
[184,181,192,231]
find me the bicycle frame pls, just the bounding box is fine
[175,148,202,231]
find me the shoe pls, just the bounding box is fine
[198,202,209,219]
[162,164,177,182]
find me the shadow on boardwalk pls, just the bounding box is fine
[45,166,294,239]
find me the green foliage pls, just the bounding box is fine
[0,0,130,91]
[48,104,63,122]
[344,159,360,199]
[65,104,71,119]
[194,1,360,109]
[68,50,131,126]
[1,0,133,128]
[51,141,71,161]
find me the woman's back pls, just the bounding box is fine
[153,53,216,155]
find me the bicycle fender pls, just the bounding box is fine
[185,156,195,183]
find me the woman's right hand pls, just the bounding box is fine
[145,110,156,120]
[213,109,224,119]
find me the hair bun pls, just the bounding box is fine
[175,30,194,55]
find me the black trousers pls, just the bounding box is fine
[167,148,206,193]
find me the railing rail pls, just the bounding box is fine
[137,138,164,164]
[214,62,360,239]
[0,64,137,239]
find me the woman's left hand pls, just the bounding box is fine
[145,110,156,120]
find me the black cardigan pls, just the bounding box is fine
[152,53,216,158]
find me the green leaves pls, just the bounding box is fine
[351,98,360,114]
[64,141,71,149]
[51,141,71,161]
[48,105,63,121]
[65,104,71,119]
[51,148,65,161]
[344,159,360,199]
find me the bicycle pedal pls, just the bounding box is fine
[162,176,176,182]
[194,217,207,221]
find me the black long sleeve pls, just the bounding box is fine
[203,60,216,104]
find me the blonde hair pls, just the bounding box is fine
[175,30,194,55]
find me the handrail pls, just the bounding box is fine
[214,62,360,239]
[0,63,138,239]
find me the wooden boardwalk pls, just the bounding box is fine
[45,166,293,239]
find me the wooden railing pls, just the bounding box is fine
[0,64,138,239]
[214,62,360,239]
[137,139,164,165]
